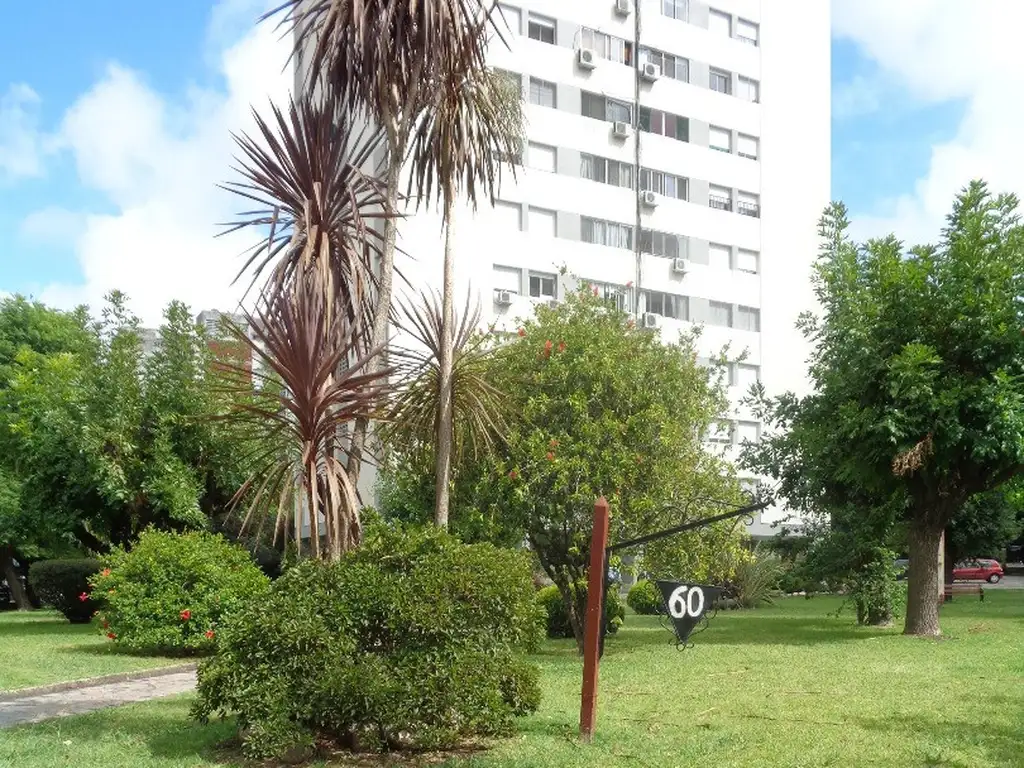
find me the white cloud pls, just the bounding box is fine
[22,1,292,326]
[19,206,87,246]
[831,74,882,120]
[833,0,1024,246]
[0,83,48,181]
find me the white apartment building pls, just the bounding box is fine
[294,0,831,536]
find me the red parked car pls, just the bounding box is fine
[953,558,1004,583]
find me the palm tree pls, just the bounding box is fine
[405,65,524,527]
[266,0,508,500]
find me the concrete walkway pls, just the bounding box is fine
[0,669,196,728]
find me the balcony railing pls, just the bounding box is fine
[737,35,758,47]
[709,195,732,211]
[737,201,761,218]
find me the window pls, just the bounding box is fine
[496,4,521,35]
[581,92,632,123]
[527,13,555,44]
[590,281,629,311]
[708,9,732,37]
[529,271,556,298]
[737,191,760,218]
[709,185,732,211]
[493,265,522,293]
[736,363,760,391]
[708,421,732,444]
[662,0,688,21]
[709,301,733,327]
[709,126,732,153]
[528,206,557,237]
[644,290,688,320]
[528,142,556,172]
[528,77,556,107]
[639,168,687,200]
[738,76,760,103]
[737,18,759,46]
[581,28,633,65]
[580,154,633,188]
[493,200,522,229]
[736,421,760,445]
[640,48,688,82]
[737,249,759,273]
[737,134,759,160]
[639,107,689,141]
[582,217,633,249]
[710,68,731,95]
[709,243,731,270]
[640,229,684,260]
[736,306,760,332]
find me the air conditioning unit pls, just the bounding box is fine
[612,121,631,139]
[672,258,691,274]
[546,299,559,310]
[495,290,513,306]
[642,312,659,329]
[577,47,597,70]
[640,190,658,208]
[641,62,661,82]
[614,0,631,16]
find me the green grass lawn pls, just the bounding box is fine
[0,611,186,692]
[2,593,1023,767]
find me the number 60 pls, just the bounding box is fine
[668,585,705,619]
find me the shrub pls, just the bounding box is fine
[535,581,625,638]
[192,523,543,760]
[90,529,269,653]
[627,580,664,615]
[28,559,101,623]
[729,550,783,608]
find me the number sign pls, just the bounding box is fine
[655,580,722,644]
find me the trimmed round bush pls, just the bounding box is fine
[535,581,625,639]
[28,559,101,623]
[627,580,665,615]
[90,529,269,654]
[192,523,544,760]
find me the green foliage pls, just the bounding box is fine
[90,529,269,653]
[535,582,625,638]
[627,579,664,615]
[28,559,102,623]
[743,183,1024,634]
[191,523,542,759]
[845,548,904,626]
[949,483,1024,562]
[729,549,783,609]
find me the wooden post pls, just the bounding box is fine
[580,496,610,743]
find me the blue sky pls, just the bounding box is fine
[0,1,994,322]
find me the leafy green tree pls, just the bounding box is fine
[947,483,1024,567]
[744,183,1024,637]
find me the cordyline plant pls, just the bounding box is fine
[265,0,513,511]
[219,279,391,561]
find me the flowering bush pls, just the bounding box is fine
[28,559,102,623]
[192,522,543,760]
[90,528,269,654]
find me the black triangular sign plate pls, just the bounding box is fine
[655,580,723,644]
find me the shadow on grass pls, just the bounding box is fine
[0,618,92,638]
[57,642,205,660]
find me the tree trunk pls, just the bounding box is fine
[1,544,32,610]
[943,530,955,594]
[904,522,944,636]
[434,195,456,529]
[347,153,403,502]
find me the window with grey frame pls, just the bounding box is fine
[644,290,688,320]
[736,305,760,332]
[709,300,733,327]
[527,13,555,44]
[709,186,732,211]
[737,192,760,218]
[639,107,689,142]
[582,217,633,249]
[580,154,634,189]
[581,92,632,123]
[639,168,687,200]
[590,281,630,311]
[709,68,731,94]
[528,78,556,108]
[640,47,688,82]
[639,229,685,260]
[580,28,633,65]
[529,272,556,298]
[661,0,688,21]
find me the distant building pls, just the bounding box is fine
[139,327,162,358]
[196,309,253,381]
[196,309,247,340]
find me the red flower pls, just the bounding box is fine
[546,451,555,461]
[517,328,526,337]
[107,632,116,640]
[557,341,566,353]
[508,470,518,480]
[592,286,599,296]
[204,630,215,640]
[543,339,553,357]
[626,281,634,287]
[102,620,109,629]
[180,609,192,621]
[101,568,111,577]
[78,592,89,602]
[549,438,559,449]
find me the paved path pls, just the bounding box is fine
[987,574,1024,589]
[0,669,196,728]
